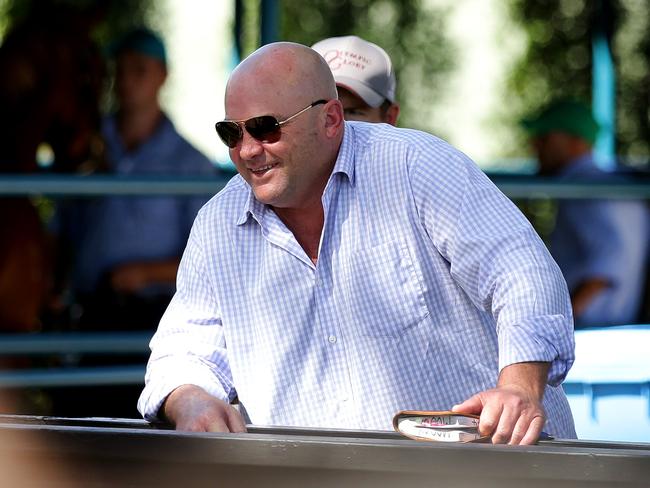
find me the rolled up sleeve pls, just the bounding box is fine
[410,146,575,387]
[137,217,235,420]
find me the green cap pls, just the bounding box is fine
[521,99,599,144]
[110,28,167,66]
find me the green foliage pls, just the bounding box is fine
[239,0,261,57]
[92,0,156,45]
[615,0,650,162]
[0,0,156,45]
[508,0,650,165]
[278,0,456,133]
[507,0,598,126]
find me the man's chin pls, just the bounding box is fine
[252,187,282,207]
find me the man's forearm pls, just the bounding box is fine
[497,361,550,400]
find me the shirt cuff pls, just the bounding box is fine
[498,315,575,387]
[137,359,230,421]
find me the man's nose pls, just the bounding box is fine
[238,129,264,160]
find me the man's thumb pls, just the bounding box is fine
[451,394,482,414]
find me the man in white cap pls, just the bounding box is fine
[312,35,399,125]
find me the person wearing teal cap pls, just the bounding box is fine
[522,99,599,176]
[522,99,649,327]
[53,26,217,332]
[111,27,167,66]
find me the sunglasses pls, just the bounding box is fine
[215,99,328,148]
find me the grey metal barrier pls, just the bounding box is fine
[0,331,152,388]
[0,173,649,199]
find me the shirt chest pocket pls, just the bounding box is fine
[344,239,429,338]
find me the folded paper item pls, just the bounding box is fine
[393,410,488,443]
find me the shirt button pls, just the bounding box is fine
[328,335,337,344]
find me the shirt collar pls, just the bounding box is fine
[331,122,356,186]
[237,185,266,226]
[236,122,357,226]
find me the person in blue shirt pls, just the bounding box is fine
[140,42,577,444]
[53,28,217,330]
[523,99,650,328]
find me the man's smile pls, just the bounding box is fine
[249,162,278,175]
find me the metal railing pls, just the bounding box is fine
[0,365,145,387]
[0,331,152,355]
[490,176,650,199]
[1,172,649,389]
[0,173,649,199]
[0,174,228,196]
[0,332,151,388]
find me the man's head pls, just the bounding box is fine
[110,28,167,113]
[311,36,399,125]
[220,42,344,210]
[522,99,599,175]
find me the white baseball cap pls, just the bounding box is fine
[312,35,396,108]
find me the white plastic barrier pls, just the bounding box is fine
[563,324,650,442]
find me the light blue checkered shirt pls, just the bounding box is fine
[139,122,577,438]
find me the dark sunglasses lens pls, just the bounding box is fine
[215,122,241,148]
[245,116,281,143]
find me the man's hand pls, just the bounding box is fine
[162,384,247,433]
[451,362,549,445]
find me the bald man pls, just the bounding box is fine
[139,43,576,444]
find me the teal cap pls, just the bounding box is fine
[110,28,166,66]
[521,99,599,144]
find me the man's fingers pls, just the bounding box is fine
[507,414,530,445]
[519,414,545,445]
[478,401,503,439]
[206,417,231,433]
[226,406,248,433]
[452,385,548,444]
[490,404,520,444]
[205,405,247,433]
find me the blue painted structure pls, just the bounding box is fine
[592,32,616,170]
[564,325,650,442]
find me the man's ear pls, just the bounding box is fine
[156,63,168,90]
[385,103,400,126]
[323,99,345,138]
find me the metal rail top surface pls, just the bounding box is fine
[2,415,650,488]
[2,414,650,452]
